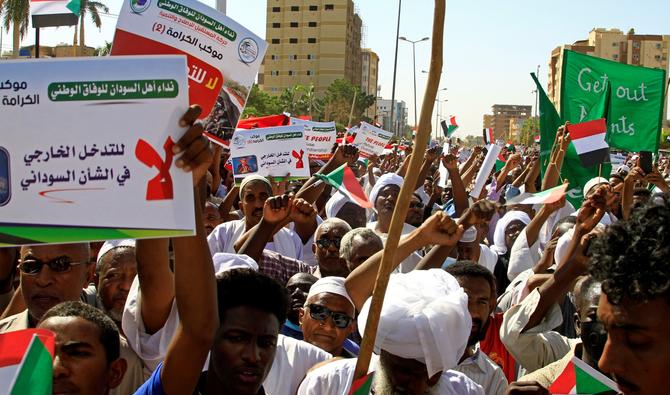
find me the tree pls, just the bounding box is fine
[519,117,540,146]
[73,0,109,56]
[94,40,112,56]
[241,84,283,118]
[321,79,375,126]
[1,0,29,58]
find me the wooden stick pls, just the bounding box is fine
[352,0,445,381]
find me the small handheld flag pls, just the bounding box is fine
[0,329,56,395]
[441,116,458,137]
[549,356,618,394]
[483,128,494,145]
[315,164,372,208]
[505,183,568,206]
[348,372,375,395]
[567,118,610,168]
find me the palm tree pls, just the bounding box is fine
[73,0,108,56]
[0,0,29,58]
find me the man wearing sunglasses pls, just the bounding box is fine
[312,218,351,278]
[0,242,94,332]
[299,276,358,357]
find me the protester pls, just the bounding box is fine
[282,273,318,339]
[339,227,384,272]
[312,218,352,277]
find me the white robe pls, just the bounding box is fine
[478,244,498,273]
[207,218,305,260]
[297,356,484,395]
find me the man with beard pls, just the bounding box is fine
[405,193,425,228]
[93,240,137,332]
[446,262,507,395]
[208,174,315,259]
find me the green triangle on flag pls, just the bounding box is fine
[549,356,618,394]
[348,371,374,395]
[0,329,55,395]
[66,0,81,16]
[315,164,372,208]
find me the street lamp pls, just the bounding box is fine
[435,88,447,139]
[399,36,429,130]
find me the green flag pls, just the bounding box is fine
[561,49,666,153]
[531,72,611,208]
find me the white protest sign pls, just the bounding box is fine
[290,118,337,160]
[112,0,267,146]
[352,121,394,158]
[0,56,194,246]
[230,125,310,183]
[470,144,501,199]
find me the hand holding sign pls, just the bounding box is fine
[173,105,213,185]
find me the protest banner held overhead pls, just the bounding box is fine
[561,49,666,153]
[352,122,394,158]
[111,0,267,146]
[230,125,311,183]
[291,118,338,160]
[0,56,195,246]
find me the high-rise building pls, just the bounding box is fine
[548,28,670,111]
[361,48,379,119]
[260,1,363,96]
[377,98,407,134]
[482,105,532,141]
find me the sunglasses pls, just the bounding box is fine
[307,304,353,329]
[315,238,341,249]
[20,257,84,275]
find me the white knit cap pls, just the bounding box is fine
[357,269,471,377]
[239,174,272,199]
[306,276,354,309]
[97,239,136,264]
[212,253,258,274]
[459,226,478,243]
[583,177,609,198]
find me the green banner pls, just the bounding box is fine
[561,49,666,153]
[48,80,179,101]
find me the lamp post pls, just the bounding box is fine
[399,36,429,131]
[389,0,402,136]
[435,88,447,139]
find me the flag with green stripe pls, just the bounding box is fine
[0,329,55,395]
[549,356,618,394]
[315,164,372,208]
[348,372,374,395]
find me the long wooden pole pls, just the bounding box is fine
[352,0,445,381]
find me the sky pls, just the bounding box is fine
[7,0,669,136]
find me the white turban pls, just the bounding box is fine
[459,226,477,243]
[369,173,404,207]
[212,253,258,274]
[492,210,530,255]
[306,276,354,309]
[583,177,609,198]
[239,174,271,199]
[97,239,136,264]
[325,192,351,219]
[357,269,471,377]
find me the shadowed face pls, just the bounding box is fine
[456,276,492,347]
[375,184,401,218]
[96,248,136,324]
[240,181,271,227]
[285,273,317,324]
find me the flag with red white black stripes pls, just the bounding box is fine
[568,118,610,168]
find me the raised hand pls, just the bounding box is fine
[459,199,497,228]
[263,194,293,225]
[576,198,606,234]
[645,167,669,192]
[504,381,549,395]
[419,211,464,246]
[174,105,214,185]
[441,153,458,170]
[289,197,317,225]
[270,173,290,196]
[425,146,441,163]
[332,144,360,166]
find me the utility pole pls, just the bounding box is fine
[399,36,429,134]
[389,0,402,136]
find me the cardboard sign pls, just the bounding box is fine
[111,0,267,146]
[352,122,394,158]
[0,56,194,246]
[230,125,311,183]
[290,118,337,160]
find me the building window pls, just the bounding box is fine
[291,5,299,11]
[289,38,298,44]
[632,41,640,49]
[612,54,618,59]
[309,5,317,11]
[612,42,618,47]
[655,55,661,60]
[272,7,280,12]
[656,43,662,49]
[307,70,313,76]
[288,70,294,76]
[270,54,277,60]
[290,22,299,28]
[325,4,334,10]
[271,38,280,44]
[272,22,281,28]
[308,38,317,43]
[293,54,299,60]
[308,21,317,27]
[307,54,315,60]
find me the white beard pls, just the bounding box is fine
[372,363,440,395]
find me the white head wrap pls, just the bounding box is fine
[369,173,404,207]
[357,269,471,377]
[325,192,351,219]
[459,226,477,243]
[239,174,272,199]
[212,253,258,274]
[97,239,136,264]
[306,276,354,309]
[583,177,609,198]
[492,210,531,255]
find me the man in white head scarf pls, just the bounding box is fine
[325,192,367,229]
[366,173,422,272]
[457,226,498,273]
[297,270,484,395]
